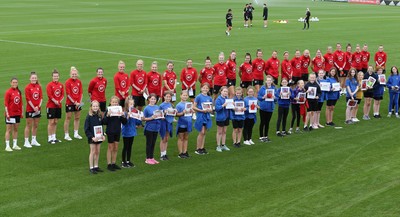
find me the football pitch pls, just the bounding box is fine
[1,0,400,216]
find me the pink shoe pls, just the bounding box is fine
[151,158,160,164]
[145,159,155,165]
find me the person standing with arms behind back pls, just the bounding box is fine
[114,60,129,107]
[225,9,233,36]
[303,8,310,30]
[263,4,268,28]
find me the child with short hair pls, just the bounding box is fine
[243,86,258,145]
[103,96,126,171]
[84,100,105,174]
[121,96,142,168]
[231,87,246,147]
[175,90,193,158]
[215,86,230,152]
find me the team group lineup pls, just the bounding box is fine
[4,42,400,174]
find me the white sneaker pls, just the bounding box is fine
[24,142,32,148]
[216,146,222,152]
[12,145,21,150]
[221,145,230,151]
[74,134,83,139]
[64,135,72,141]
[210,114,214,117]
[31,140,41,147]
[243,140,251,145]
[352,118,360,122]
[192,113,197,120]
[5,146,13,152]
[249,139,255,145]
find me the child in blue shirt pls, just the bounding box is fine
[275,78,291,137]
[143,94,162,165]
[345,68,359,124]
[175,90,193,158]
[257,75,276,142]
[193,83,213,155]
[316,69,327,128]
[159,91,175,161]
[243,86,258,145]
[231,87,246,147]
[215,86,230,152]
[387,66,400,117]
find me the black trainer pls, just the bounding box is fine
[112,164,121,170]
[121,162,129,168]
[94,167,104,172]
[107,164,115,172]
[89,168,97,174]
[234,143,241,148]
[276,132,283,137]
[184,152,190,158]
[127,161,135,167]
[264,137,271,142]
[202,148,208,154]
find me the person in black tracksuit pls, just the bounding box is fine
[303,8,311,30]
[247,3,254,27]
[263,4,268,28]
[226,9,233,36]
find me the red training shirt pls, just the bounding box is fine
[180,67,198,90]
[374,51,387,69]
[239,62,253,82]
[323,52,334,72]
[252,58,265,81]
[312,56,325,73]
[290,57,302,78]
[352,52,362,71]
[265,57,280,79]
[226,60,237,80]
[200,67,215,87]
[333,50,346,70]
[65,78,83,105]
[361,51,370,69]
[88,76,107,102]
[130,69,147,97]
[46,81,64,108]
[163,70,177,92]
[114,71,129,100]
[4,88,23,117]
[25,83,42,112]
[344,51,352,71]
[281,59,293,80]
[300,55,310,74]
[213,63,228,86]
[147,71,162,96]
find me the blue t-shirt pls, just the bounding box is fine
[215,95,229,122]
[317,77,328,102]
[244,96,257,121]
[159,102,174,139]
[387,75,400,93]
[275,87,291,108]
[121,112,142,137]
[143,105,161,132]
[326,77,340,100]
[345,78,358,98]
[257,85,276,112]
[230,96,245,120]
[175,101,193,134]
[194,93,212,131]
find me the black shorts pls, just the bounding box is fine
[307,100,318,112]
[216,119,229,127]
[253,79,264,86]
[107,134,120,143]
[244,15,249,21]
[133,96,145,107]
[177,127,188,133]
[66,104,82,113]
[248,14,253,20]
[240,81,252,89]
[263,16,268,21]
[47,108,62,119]
[88,139,102,145]
[292,76,301,84]
[301,74,309,82]
[119,99,125,107]
[208,88,213,96]
[339,70,348,78]
[373,96,383,101]
[5,116,21,124]
[317,102,324,111]
[326,100,337,107]
[26,111,41,118]
[226,21,232,27]
[227,79,236,87]
[272,77,278,86]
[362,68,368,73]
[185,89,196,99]
[99,102,106,112]
[232,120,244,128]
[213,85,223,95]
[364,91,373,98]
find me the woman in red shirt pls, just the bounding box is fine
[213,52,228,100]
[239,53,253,94]
[24,72,43,148]
[114,60,129,107]
[146,61,162,101]
[162,61,177,102]
[290,50,302,84]
[352,44,363,71]
[199,56,215,96]
[226,51,237,98]
[281,51,293,84]
[361,44,370,73]
[4,78,23,152]
[180,59,198,101]
[252,49,265,94]
[64,67,83,141]
[311,49,325,73]
[46,69,64,144]
[88,67,107,112]
[265,50,280,85]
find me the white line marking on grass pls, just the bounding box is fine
[0,39,201,65]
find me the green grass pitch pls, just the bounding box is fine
[1,0,400,216]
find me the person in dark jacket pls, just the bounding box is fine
[263,4,268,28]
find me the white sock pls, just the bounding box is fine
[48,135,52,141]
[52,134,56,140]
[5,140,10,147]
[374,112,378,115]
[25,138,29,142]
[161,151,167,156]
[32,136,36,141]
[13,139,17,146]
[388,112,392,115]
[65,133,69,137]
[74,130,78,135]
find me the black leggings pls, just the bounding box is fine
[303,19,309,29]
[122,137,134,163]
[291,104,301,128]
[145,130,158,159]
[276,107,289,132]
[243,118,255,141]
[259,110,273,137]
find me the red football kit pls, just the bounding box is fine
[65,78,83,105]
[213,63,228,86]
[374,51,387,69]
[5,88,23,117]
[290,57,302,78]
[147,71,162,96]
[25,83,42,112]
[88,76,107,102]
[352,52,362,71]
[130,69,147,96]
[162,70,177,92]
[323,53,334,72]
[312,56,325,73]
[252,58,265,81]
[333,50,346,70]
[226,60,237,80]
[265,57,280,79]
[300,55,310,75]
[180,67,198,90]
[114,71,129,100]
[281,59,293,80]
[344,52,352,71]
[239,62,253,82]
[200,67,215,87]
[361,51,370,69]
[46,81,64,108]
